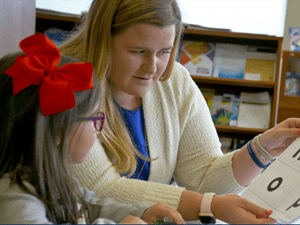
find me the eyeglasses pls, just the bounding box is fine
[77,112,105,131]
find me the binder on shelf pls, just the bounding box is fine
[237,91,271,129]
[180,40,215,77]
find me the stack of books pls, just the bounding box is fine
[202,89,271,129]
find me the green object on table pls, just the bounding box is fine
[154,220,170,224]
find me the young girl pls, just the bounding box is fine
[0,33,185,224]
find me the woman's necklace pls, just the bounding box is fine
[136,126,149,179]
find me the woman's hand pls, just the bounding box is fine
[142,202,185,224]
[259,118,300,157]
[212,194,277,224]
[120,215,147,224]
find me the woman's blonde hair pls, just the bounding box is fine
[60,0,182,176]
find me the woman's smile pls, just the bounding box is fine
[135,76,151,80]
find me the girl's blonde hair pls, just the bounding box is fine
[60,0,182,176]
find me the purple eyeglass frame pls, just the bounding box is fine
[77,112,105,131]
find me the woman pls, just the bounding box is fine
[60,0,300,223]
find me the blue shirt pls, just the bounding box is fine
[117,105,150,181]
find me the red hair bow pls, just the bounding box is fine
[4,33,93,116]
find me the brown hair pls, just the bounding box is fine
[0,53,101,223]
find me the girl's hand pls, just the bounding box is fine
[259,118,300,157]
[120,215,147,224]
[212,194,277,224]
[142,202,185,224]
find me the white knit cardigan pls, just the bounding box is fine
[70,62,245,210]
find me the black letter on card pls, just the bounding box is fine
[292,149,300,160]
[286,198,300,211]
[267,177,283,192]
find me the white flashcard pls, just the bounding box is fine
[241,137,300,224]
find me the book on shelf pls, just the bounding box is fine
[223,93,240,126]
[244,46,277,82]
[219,137,251,154]
[235,138,251,150]
[244,59,276,81]
[219,136,233,154]
[180,40,215,77]
[284,72,300,96]
[237,91,271,129]
[210,93,240,126]
[212,43,247,79]
[201,88,215,112]
[211,95,232,126]
[230,138,251,151]
[44,27,71,46]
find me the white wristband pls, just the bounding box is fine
[199,193,216,224]
[255,134,276,161]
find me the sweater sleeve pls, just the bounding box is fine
[171,63,245,194]
[70,140,185,209]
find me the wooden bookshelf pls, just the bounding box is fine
[36,8,81,22]
[181,29,283,138]
[35,8,81,33]
[191,76,276,89]
[215,125,267,135]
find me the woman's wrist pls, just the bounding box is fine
[177,190,203,221]
[210,195,227,221]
